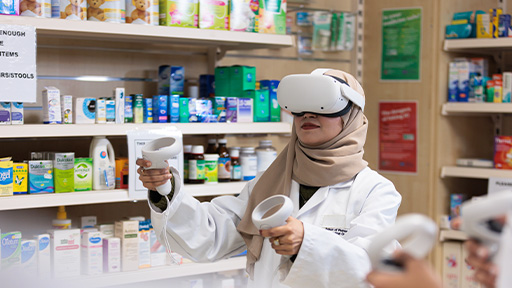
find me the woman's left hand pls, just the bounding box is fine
[260,216,304,256]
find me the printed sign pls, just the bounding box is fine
[127,128,183,199]
[488,177,512,195]
[0,24,37,102]
[378,101,418,173]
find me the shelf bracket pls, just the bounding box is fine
[207,47,228,73]
[492,114,502,137]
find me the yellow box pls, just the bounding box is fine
[476,14,491,38]
[490,8,502,38]
[0,157,13,197]
[13,163,28,194]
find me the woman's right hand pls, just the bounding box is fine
[136,158,172,191]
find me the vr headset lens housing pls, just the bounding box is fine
[277,73,365,117]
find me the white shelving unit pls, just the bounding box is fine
[439,229,468,242]
[0,181,247,211]
[0,16,293,50]
[0,123,292,138]
[441,166,512,179]
[442,103,512,115]
[444,38,512,52]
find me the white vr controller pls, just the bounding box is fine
[252,195,293,230]
[367,213,438,272]
[461,191,512,260]
[141,137,182,195]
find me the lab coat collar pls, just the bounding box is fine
[294,178,354,218]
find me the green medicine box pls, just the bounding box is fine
[214,66,231,96]
[258,0,287,35]
[243,89,269,122]
[230,66,256,97]
[259,80,280,122]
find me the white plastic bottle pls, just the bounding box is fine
[256,140,277,172]
[240,147,257,181]
[89,136,116,190]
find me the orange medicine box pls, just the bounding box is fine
[494,136,512,169]
[115,158,129,189]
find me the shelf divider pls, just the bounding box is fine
[441,166,512,179]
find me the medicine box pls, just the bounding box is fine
[214,66,231,96]
[143,98,153,123]
[1,231,22,269]
[36,234,51,279]
[258,0,286,34]
[114,88,125,124]
[74,98,96,124]
[0,0,19,15]
[13,162,28,194]
[103,237,121,273]
[0,102,11,124]
[442,241,462,288]
[81,231,103,275]
[230,66,256,97]
[42,87,62,124]
[171,67,185,95]
[53,152,75,193]
[169,95,180,123]
[29,160,54,194]
[259,80,280,122]
[106,98,116,123]
[199,74,215,98]
[125,95,133,123]
[494,136,512,169]
[138,220,151,269]
[226,97,237,123]
[11,102,23,124]
[503,72,512,103]
[211,97,227,122]
[20,239,37,273]
[81,216,97,228]
[158,65,171,96]
[456,59,470,102]
[230,0,258,32]
[153,95,168,123]
[237,98,253,123]
[243,90,269,122]
[149,226,167,266]
[199,0,228,30]
[115,220,139,272]
[97,224,115,239]
[461,244,480,288]
[179,97,189,123]
[449,194,465,219]
[476,13,491,38]
[96,98,107,123]
[159,0,198,27]
[61,95,73,124]
[49,229,81,278]
[0,158,13,197]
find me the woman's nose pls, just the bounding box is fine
[303,112,317,118]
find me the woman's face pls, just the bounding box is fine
[294,113,344,146]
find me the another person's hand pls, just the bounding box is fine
[366,251,442,288]
[136,158,172,191]
[260,216,304,256]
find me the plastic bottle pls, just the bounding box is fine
[230,147,241,182]
[205,138,217,154]
[188,145,205,184]
[256,140,277,172]
[52,206,71,229]
[183,144,192,184]
[89,136,116,190]
[204,154,219,184]
[217,139,231,182]
[240,147,257,181]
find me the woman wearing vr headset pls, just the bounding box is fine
[136,69,401,287]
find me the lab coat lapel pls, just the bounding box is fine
[296,185,329,218]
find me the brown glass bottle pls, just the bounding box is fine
[230,147,241,182]
[183,145,192,183]
[217,139,231,182]
[205,138,217,154]
[188,145,205,184]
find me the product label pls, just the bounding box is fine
[217,157,231,179]
[240,155,257,181]
[189,159,205,180]
[184,159,189,181]
[205,159,218,183]
[231,164,242,180]
[39,236,50,250]
[256,150,277,172]
[21,241,36,264]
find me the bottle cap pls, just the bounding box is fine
[183,145,192,153]
[218,139,227,144]
[241,147,255,153]
[230,149,240,157]
[208,139,217,144]
[259,140,272,146]
[204,154,219,161]
[57,206,67,220]
[192,145,204,154]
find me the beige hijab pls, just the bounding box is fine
[236,69,369,277]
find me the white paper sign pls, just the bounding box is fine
[0,24,37,103]
[127,127,183,200]
[488,177,512,196]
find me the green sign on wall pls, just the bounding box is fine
[381,8,422,81]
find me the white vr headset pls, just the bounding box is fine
[277,68,365,117]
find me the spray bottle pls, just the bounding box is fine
[89,136,116,190]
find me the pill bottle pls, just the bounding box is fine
[217,139,231,182]
[205,138,217,154]
[240,147,257,181]
[204,154,219,184]
[256,140,277,172]
[188,145,205,184]
[230,147,241,182]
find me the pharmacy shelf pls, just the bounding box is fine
[442,103,512,115]
[0,16,293,50]
[0,122,292,138]
[0,181,247,211]
[439,229,468,242]
[444,38,512,52]
[441,166,512,179]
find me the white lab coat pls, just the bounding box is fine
[148,166,401,288]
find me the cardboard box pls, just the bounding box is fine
[230,66,256,96]
[230,0,258,32]
[214,66,231,96]
[199,0,228,30]
[13,162,28,194]
[442,241,462,288]
[237,98,253,123]
[49,229,81,278]
[74,98,96,124]
[1,231,21,269]
[0,158,13,197]
[0,0,19,15]
[226,97,237,123]
[259,80,280,122]
[461,244,481,288]
[115,220,139,272]
[11,102,24,125]
[36,234,51,279]
[81,231,103,275]
[103,237,121,273]
[42,87,62,124]
[138,220,151,269]
[494,136,512,169]
[258,0,286,34]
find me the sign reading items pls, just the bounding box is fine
[0,24,36,103]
